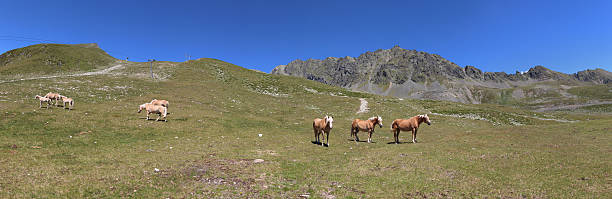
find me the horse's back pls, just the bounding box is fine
[394,118,417,131]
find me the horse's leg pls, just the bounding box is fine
[146,112,150,120]
[317,129,325,145]
[314,128,318,143]
[414,128,418,143]
[411,128,416,143]
[367,129,372,143]
[394,129,398,144]
[325,131,329,147]
[355,129,360,142]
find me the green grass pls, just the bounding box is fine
[0,43,117,78]
[0,58,610,198]
[568,85,612,100]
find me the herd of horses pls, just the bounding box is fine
[34,92,74,110]
[34,93,169,121]
[34,93,430,145]
[313,114,431,146]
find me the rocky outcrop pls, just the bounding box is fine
[271,46,611,103]
[574,68,612,84]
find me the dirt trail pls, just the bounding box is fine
[0,64,124,84]
[356,98,369,114]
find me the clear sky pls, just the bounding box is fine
[1,0,611,73]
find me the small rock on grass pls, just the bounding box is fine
[254,159,264,163]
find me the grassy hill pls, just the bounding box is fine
[0,43,117,78]
[0,55,610,198]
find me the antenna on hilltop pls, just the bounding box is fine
[148,59,155,79]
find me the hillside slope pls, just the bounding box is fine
[0,43,117,77]
[272,46,612,106]
[0,45,610,198]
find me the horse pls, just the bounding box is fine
[313,115,334,146]
[138,103,168,122]
[59,95,74,110]
[351,116,383,143]
[44,92,62,106]
[35,95,52,108]
[390,114,431,144]
[150,99,169,108]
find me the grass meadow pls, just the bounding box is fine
[1,59,610,198]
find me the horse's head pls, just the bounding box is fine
[35,95,41,99]
[138,104,146,113]
[151,99,157,103]
[419,114,431,125]
[377,115,383,128]
[325,115,334,129]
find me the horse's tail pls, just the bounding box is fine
[70,100,74,107]
[390,120,398,132]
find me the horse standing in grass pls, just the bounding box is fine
[59,95,74,110]
[150,99,169,109]
[391,114,431,144]
[44,92,61,106]
[351,116,383,143]
[138,103,168,122]
[35,95,52,108]
[313,115,334,146]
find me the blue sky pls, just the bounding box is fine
[1,0,611,73]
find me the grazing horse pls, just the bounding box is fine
[44,92,61,106]
[138,103,168,122]
[59,95,74,110]
[313,115,334,146]
[391,114,431,144]
[150,99,169,109]
[35,95,52,108]
[351,116,383,143]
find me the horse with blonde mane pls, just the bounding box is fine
[150,99,169,108]
[351,116,383,143]
[390,114,431,144]
[59,95,74,110]
[35,95,52,108]
[138,103,168,122]
[313,115,334,146]
[44,92,61,106]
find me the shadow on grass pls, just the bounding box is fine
[139,117,168,122]
[386,141,413,144]
[346,138,372,143]
[310,141,328,147]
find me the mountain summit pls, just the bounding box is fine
[271,46,611,104]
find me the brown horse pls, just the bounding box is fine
[138,103,168,122]
[313,115,334,146]
[351,116,383,143]
[35,95,52,108]
[59,95,74,110]
[44,92,61,106]
[390,114,431,144]
[150,99,169,108]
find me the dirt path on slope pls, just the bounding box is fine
[0,64,124,84]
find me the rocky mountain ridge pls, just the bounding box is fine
[271,46,611,104]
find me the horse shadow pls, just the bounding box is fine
[386,141,413,144]
[311,141,328,147]
[140,117,168,122]
[345,139,377,143]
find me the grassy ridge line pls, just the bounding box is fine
[0,43,117,77]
